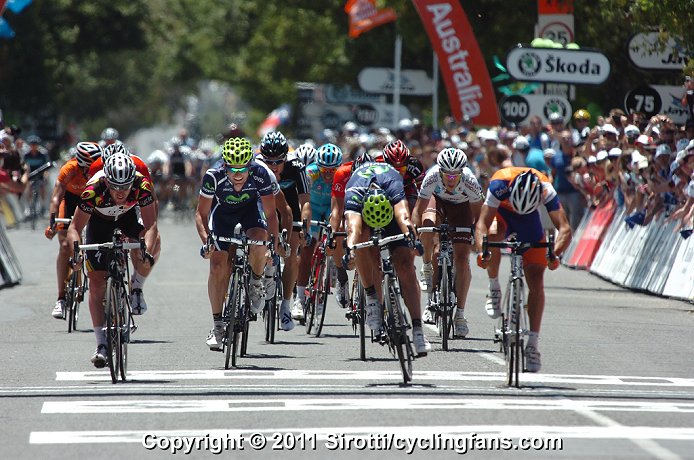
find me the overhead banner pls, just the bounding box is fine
[345,0,397,39]
[412,0,499,126]
[506,46,610,85]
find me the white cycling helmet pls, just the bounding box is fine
[295,143,317,166]
[100,127,120,141]
[102,142,129,162]
[104,152,136,187]
[437,147,468,172]
[509,170,542,214]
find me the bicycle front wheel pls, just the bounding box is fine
[507,277,524,388]
[383,275,413,384]
[304,252,324,334]
[313,257,330,338]
[104,277,120,384]
[118,282,130,382]
[66,270,78,333]
[224,271,241,370]
[439,259,451,351]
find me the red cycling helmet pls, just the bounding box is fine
[382,139,410,167]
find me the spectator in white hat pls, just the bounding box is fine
[511,135,530,167]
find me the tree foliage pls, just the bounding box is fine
[1,0,694,138]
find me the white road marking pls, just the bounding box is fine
[53,369,694,387]
[29,425,694,444]
[41,397,694,414]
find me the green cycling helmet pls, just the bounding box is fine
[222,137,253,165]
[362,186,393,229]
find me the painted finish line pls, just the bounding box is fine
[55,369,694,387]
[29,425,694,444]
[41,397,694,414]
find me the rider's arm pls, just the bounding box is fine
[329,196,344,232]
[48,180,67,217]
[299,192,311,230]
[344,211,362,250]
[411,196,428,229]
[474,204,497,254]
[548,206,572,257]
[261,193,280,246]
[66,207,90,248]
[195,195,213,243]
[139,203,158,251]
[275,189,293,234]
[393,200,414,236]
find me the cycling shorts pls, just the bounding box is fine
[310,205,331,235]
[494,209,547,267]
[423,196,474,244]
[85,209,144,272]
[211,200,267,252]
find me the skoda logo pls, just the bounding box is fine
[543,98,570,120]
[518,52,542,77]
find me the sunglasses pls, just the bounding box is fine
[108,182,133,192]
[319,166,337,174]
[263,158,285,166]
[440,170,462,180]
[226,165,249,174]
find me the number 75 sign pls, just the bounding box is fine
[624,85,687,124]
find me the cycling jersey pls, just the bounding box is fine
[331,161,354,199]
[79,171,154,220]
[485,167,560,243]
[418,164,483,204]
[89,155,153,182]
[256,152,308,221]
[200,159,277,212]
[23,151,50,179]
[57,158,90,196]
[305,163,334,233]
[344,162,406,214]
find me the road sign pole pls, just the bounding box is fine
[393,34,402,127]
[432,51,439,129]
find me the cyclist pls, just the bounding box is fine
[196,137,282,351]
[66,153,158,367]
[294,143,344,319]
[89,142,160,313]
[475,167,572,372]
[165,136,193,210]
[22,135,51,217]
[343,162,432,356]
[381,140,429,288]
[257,131,310,331]
[45,141,103,319]
[411,148,483,336]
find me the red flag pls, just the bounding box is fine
[412,0,499,126]
[345,0,397,39]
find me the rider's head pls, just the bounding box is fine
[509,170,543,214]
[222,137,253,182]
[259,131,288,159]
[295,143,317,167]
[74,141,102,169]
[316,143,342,180]
[102,142,128,163]
[100,127,119,145]
[104,152,136,201]
[436,147,468,189]
[382,139,410,174]
[362,185,393,229]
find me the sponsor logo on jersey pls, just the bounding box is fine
[224,193,251,204]
[202,180,215,194]
[81,189,96,200]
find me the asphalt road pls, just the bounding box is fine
[1,215,694,459]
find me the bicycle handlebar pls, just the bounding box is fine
[418,226,473,234]
[213,235,269,247]
[482,233,556,260]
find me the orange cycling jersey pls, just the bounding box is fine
[57,158,90,196]
[88,154,152,182]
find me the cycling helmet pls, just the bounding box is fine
[316,143,343,168]
[102,142,129,162]
[573,109,591,121]
[509,170,542,215]
[382,139,410,167]
[362,185,393,229]
[100,127,119,141]
[437,147,468,172]
[295,143,317,166]
[260,131,289,158]
[222,137,253,165]
[74,141,102,167]
[169,136,183,148]
[26,135,41,145]
[104,152,136,187]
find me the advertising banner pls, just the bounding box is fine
[345,0,397,38]
[412,0,499,126]
[627,33,689,71]
[506,46,610,85]
[567,200,616,269]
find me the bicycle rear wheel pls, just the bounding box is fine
[104,277,120,384]
[356,282,366,362]
[383,275,413,384]
[313,257,330,338]
[240,285,250,357]
[304,252,323,334]
[72,269,83,332]
[66,270,77,333]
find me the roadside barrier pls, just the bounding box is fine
[563,200,693,303]
[0,217,22,288]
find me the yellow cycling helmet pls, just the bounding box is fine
[222,137,253,165]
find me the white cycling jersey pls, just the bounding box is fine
[418,164,483,204]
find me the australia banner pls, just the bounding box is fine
[345,0,397,39]
[411,0,499,126]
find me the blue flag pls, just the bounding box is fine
[6,0,33,14]
[0,18,15,39]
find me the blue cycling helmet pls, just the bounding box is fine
[316,143,343,168]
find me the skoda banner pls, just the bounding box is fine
[506,46,610,85]
[412,0,499,126]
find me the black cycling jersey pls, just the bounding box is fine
[169,149,188,177]
[256,152,309,221]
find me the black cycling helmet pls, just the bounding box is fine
[259,131,288,159]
